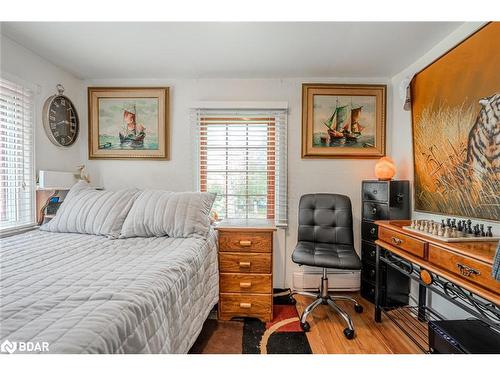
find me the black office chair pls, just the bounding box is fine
[290,193,363,340]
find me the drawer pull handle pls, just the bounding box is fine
[239,240,252,247]
[239,261,251,268]
[370,228,376,235]
[372,207,377,214]
[370,250,376,257]
[373,189,378,195]
[457,263,480,278]
[240,302,252,309]
[391,237,403,245]
[240,282,252,288]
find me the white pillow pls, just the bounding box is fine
[120,190,216,239]
[40,181,139,238]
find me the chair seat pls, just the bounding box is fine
[292,241,361,270]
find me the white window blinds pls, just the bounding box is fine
[195,109,287,225]
[0,77,35,231]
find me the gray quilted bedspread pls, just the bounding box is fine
[0,229,218,353]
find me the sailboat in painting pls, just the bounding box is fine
[323,100,365,142]
[119,105,146,148]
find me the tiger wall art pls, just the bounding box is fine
[411,22,499,221]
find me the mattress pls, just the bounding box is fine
[0,228,219,353]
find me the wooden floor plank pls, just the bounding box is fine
[295,293,423,354]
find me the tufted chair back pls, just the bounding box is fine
[297,193,354,246]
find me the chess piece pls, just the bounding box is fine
[441,219,446,228]
[437,224,444,237]
[446,218,451,227]
[451,227,458,238]
[473,224,480,237]
[451,219,456,228]
[480,224,485,237]
[432,224,438,236]
[467,220,473,235]
[487,226,493,237]
[457,221,463,232]
[443,227,450,238]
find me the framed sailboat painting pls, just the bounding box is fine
[301,84,386,158]
[88,87,169,159]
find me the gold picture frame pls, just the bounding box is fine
[88,87,169,160]
[302,83,386,158]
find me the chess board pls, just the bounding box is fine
[402,226,500,243]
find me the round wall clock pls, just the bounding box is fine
[42,84,79,147]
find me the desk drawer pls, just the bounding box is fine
[219,252,272,274]
[219,231,272,253]
[219,293,272,321]
[378,227,426,259]
[220,273,272,293]
[428,245,498,293]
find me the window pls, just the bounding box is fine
[0,77,35,231]
[196,109,287,225]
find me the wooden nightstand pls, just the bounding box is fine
[216,219,276,322]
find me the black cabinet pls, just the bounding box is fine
[360,180,410,306]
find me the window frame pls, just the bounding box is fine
[0,74,37,234]
[198,116,276,220]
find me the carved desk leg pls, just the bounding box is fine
[374,244,382,323]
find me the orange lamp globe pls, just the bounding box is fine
[374,157,396,181]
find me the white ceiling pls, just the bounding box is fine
[1,22,462,80]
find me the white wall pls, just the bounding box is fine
[85,77,391,288]
[389,22,499,317]
[0,34,86,174]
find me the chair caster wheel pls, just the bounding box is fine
[354,304,363,313]
[300,322,310,332]
[343,328,355,340]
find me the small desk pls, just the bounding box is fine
[374,220,499,352]
[215,219,276,322]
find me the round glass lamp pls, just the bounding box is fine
[374,156,396,181]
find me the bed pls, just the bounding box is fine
[0,228,219,353]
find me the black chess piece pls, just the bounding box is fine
[447,218,451,227]
[480,224,485,237]
[457,221,463,231]
[451,219,456,228]
[473,224,480,237]
[487,226,493,237]
[441,219,446,228]
[467,220,473,234]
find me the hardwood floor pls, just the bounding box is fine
[295,293,424,354]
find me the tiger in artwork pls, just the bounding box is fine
[466,93,500,178]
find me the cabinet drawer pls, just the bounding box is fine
[219,293,272,321]
[362,221,378,241]
[361,262,379,282]
[220,273,272,293]
[362,181,388,202]
[378,227,426,259]
[219,252,272,274]
[428,244,498,293]
[363,202,389,221]
[219,231,272,253]
[361,241,377,264]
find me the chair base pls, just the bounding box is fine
[290,268,363,340]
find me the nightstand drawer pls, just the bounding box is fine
[219,293,272,321]
[220,273,272,293]
[219,253,272,274]
[362,181,388,202]
[219,231,272,253]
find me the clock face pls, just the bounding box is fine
[44,95,79,147]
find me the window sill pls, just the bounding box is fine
[0,223,38,238]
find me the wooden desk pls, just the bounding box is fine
[374,220,499,352]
